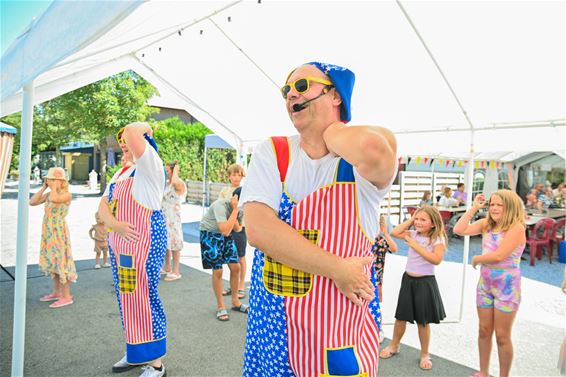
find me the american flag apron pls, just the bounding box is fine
[108,169,167,364]
[244,137,380,377]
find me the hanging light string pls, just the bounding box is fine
[53,1,243,70]
[208,17,279,89]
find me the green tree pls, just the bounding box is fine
[2,71,158,191]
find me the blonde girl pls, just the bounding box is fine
[30,167,76,308]
[454,190,526,377]
[380,206,447,370]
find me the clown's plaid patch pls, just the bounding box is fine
[118,266,136,293]
[263,229,319,297]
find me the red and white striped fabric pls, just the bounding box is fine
[108,176,154,344]
[285,182,379,376]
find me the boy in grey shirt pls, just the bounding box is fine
[199,187,247,321]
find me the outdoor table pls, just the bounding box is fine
[436,206,467,213]
[526,208,566,219]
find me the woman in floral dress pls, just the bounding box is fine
[30,167,76,308]
[161,161,186,281]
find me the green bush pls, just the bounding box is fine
[152,117,235,183]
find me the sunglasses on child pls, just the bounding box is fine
[116,127,125,144]
[280,77,333,99]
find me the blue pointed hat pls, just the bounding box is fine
[307,62,355,122]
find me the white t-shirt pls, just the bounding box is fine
[239,135,396,238]
[103,141,165,210]
[438,196,458,207]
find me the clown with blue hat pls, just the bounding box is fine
[240,62,397,376]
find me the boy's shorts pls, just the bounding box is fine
[200,230,239,270]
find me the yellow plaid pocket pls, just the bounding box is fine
[118,266,136,293]
[263,229,318,297]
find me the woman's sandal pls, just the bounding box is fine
[39,293,60,302]
[216,309,229,321]
[379,346,400,359]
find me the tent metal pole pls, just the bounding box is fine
[11,81,35,377]
[202,146,208,215]
[459,131,475,322]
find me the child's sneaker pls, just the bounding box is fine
[94,264,101,269]
[103,262,111,268]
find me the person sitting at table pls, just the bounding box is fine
[452,183,467,206]
[525,190,541,210]
[539,187,554,209]
[439,186,460,207]
[420,191,433,207]
[552,183,565,198]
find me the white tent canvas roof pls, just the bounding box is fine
[2,0,565,155]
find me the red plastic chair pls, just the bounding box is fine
[407,206,418,217]
[438,210,452,236]
[526,218,556,266]
[550,218,566,257]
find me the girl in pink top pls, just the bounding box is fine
[380,206,447,371]
[454,190,526,377]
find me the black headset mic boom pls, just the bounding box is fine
[292,89,330,112]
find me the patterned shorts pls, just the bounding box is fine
[200,230,239,270]
[477,267,521,313]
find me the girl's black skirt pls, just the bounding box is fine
[394,272,446,325]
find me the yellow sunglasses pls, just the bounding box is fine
[280,77,333,99]
[116,127,125,143]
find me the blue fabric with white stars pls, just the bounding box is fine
[243,191,295,377]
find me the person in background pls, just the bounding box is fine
[420,190,433,207]
[380,206,447,371]
[371,214,398,342]
[218,163,248,299]
[439,186,460,207]
[452,183,467,205]
[454,190,526,377]
[240,61,397,376]
[30,167,76,308]
[161,161,186,281]
[89,211,110,269]
[98,123,168,377]
[199,187,246,321]
[553,183,565,198]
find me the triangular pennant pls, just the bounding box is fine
[407,157,412,165]
[445,160,450,168]
[416,156,422,165]
[424,157,429,165]
[457,160,463,167]
[430,158,435,166]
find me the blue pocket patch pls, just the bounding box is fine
[326,346,360,375]
[120,254,133,268]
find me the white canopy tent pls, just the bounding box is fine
[2,1,565,374]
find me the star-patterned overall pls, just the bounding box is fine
[108,169,168,364]
[243,137,381,377]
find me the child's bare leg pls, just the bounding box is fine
[102,249,109,265]
[238,256,246,292]
[494,309,517,377]
[95,250,101,265]
[60,281,72,300]
[52,274,61,295]
[380,319,406,357]
[477,307,495,377]
[417,323,432,369]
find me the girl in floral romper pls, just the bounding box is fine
[454,190,526,377]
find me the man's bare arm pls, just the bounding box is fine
[323,122,397,189]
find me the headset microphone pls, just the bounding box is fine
[292,87,332,112]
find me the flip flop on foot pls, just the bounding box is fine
[419,356,432,370]
[164,273,181,281]
[216,309,229,321]
[379,345,400,359]
[231,303,249,314]
[237,289,246,299]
